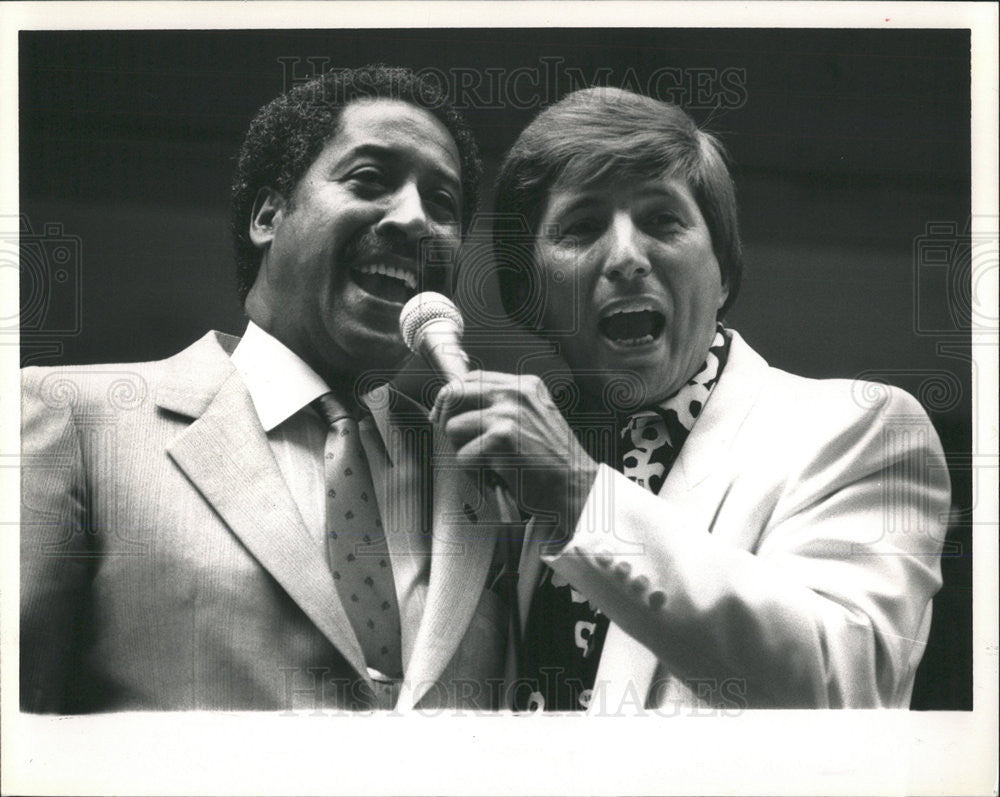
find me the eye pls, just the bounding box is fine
[643,211,684,236]
[345,166,389,193]
[560,217,602,241]
[427,190,460,223]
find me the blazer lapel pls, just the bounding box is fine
[592,331,771,708]
[379,402,498,710]
[671,330,769,489]
[588,625,659,715]
[159,333,369,682]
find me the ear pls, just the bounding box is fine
[249,187,286,248]
[713,264,731,321]
[717,277,730,310]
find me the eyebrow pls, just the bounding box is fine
[549,195,602,218]
[340,143,461,192]
[552,182,690,215]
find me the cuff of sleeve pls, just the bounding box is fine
[541,463,647,567]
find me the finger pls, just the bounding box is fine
[466,371,550,400]
[462,370,525,386]
[431,372,524,424]
[453,424,516,469]
[468,372,556,415]
[430,377,483,425]
[441,408,489,449]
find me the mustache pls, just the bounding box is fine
[342,229,421,265]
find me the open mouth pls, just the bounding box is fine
[350,262,418,304]
[598,308,666,347]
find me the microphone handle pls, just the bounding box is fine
[420,331,513,498]
[417,319,470,382]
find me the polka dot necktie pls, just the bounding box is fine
[620,410,682,494]
[314,392,402,680]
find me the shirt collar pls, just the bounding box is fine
[626,324,731,445]
[657,325,729,420]
[230,321,331,432]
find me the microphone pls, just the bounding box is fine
[400,292,523,651]
[399,291,470,382]
[399,290,516,497]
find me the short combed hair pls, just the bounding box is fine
[231,64,483,302]
[492,86,742,325]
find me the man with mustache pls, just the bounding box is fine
[20,65,509,712]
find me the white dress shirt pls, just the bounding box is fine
[227,324,461,688]
[230,322,432,682]
[230,322,426,660]
[231,321,334,549]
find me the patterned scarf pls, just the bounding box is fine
[518,325,731,711]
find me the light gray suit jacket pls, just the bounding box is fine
[515,331,950,710]
[21,331,509,713]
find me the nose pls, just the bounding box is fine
[601,213,651,282]
[375,181,431,243]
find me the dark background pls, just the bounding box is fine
[18,28,972,709]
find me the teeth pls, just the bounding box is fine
[604,303,655,319]
[616,334,655,347]
[355,263,417,291]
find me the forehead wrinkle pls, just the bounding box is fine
[548,173,695,216]
[558,152,688,191]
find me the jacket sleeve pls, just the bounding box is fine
[20,368,93,713]
[542,386,950,708]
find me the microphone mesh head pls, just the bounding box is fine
[399,292,465,353]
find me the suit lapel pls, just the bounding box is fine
[588,625,659,714]
[409,439,498,708]
[370,391,499,709]
[516,520,545,636]
[592,331,771,708]
[159,333,369,682]
[670,330,769,489]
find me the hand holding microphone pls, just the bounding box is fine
[400,291,507,496]
[399,292,599,538]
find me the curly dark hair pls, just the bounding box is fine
[493,86,742,326]
[231,64,483,302]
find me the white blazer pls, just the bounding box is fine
[515,331,949,710]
